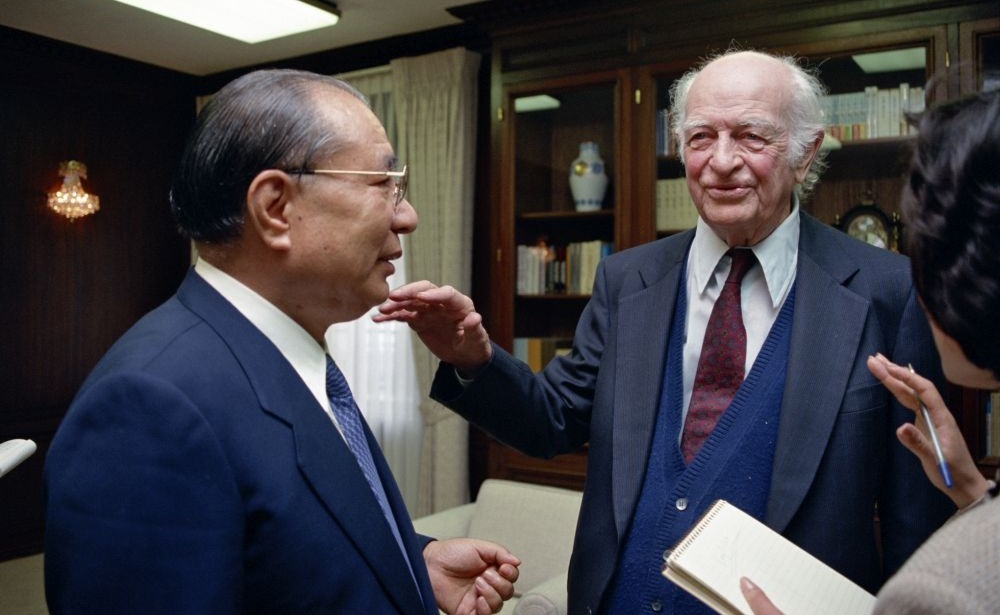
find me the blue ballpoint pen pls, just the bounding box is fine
[908,363,953,489]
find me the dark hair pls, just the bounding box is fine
[170,69,367,243]
[903,88,1000,379]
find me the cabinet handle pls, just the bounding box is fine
[497,107,505,122]
[496,248,502,263]
[635,89,642,105]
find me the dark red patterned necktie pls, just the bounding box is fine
[681,248,757,463]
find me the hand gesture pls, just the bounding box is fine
[867,353,989,507]
[423,538,521,615]
[375,281,493,373]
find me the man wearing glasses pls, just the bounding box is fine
[43,69,518,615]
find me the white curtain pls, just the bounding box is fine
[391,48,482,516]
[326,66,422,511]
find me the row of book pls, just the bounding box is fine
[821,84,925,142]
[517,240,613,295]
[985,392,1000,458]
[512,337,572,372]
[656,177,699,232]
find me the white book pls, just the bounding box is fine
[888,88,901,137]
[865,86,878,139]
[663,499,876,615]
[0,439,37,478]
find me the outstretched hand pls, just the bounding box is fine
[375,281,493,373]
[867,353,989,507]
[423,538,521,615]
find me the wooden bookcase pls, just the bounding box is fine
[453,0,1000,491]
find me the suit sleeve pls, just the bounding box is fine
[877,284,955,577]
[44,371,244,614]
[430,257,617,458]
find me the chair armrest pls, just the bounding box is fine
[512,571,568,615]
[411,502,476,539]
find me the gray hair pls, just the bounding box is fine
[669,50,829,201]
[170,69,369,243]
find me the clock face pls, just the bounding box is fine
[839,204,893,250]
[846,213,889,248]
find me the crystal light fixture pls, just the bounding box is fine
[48,160,100,220]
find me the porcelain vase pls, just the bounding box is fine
[568,141,608,212]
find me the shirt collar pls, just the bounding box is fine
[690,196,800,308]
[194,258,329,407]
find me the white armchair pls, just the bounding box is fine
[412,479,583,615]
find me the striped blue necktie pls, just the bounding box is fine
[325,355,418,588]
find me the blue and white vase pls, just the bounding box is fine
[569,141,608,212]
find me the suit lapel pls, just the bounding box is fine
[612,238,689,536]
[765,218,870,530]
[177,271,429,613]
[289,398,429,613]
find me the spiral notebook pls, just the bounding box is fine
[662,499,876,615]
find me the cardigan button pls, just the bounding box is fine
[675,497,689,511]
[651,599,663,612]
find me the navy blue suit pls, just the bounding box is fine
[45,271,437,614]
[432,213,953,614]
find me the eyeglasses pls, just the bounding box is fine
[285,164,408,211]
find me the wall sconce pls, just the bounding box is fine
[48,160,100,220]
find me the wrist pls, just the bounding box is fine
[454,346,493,382]
[956,478,996,515]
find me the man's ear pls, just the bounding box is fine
[794,131,824,183]
[245,170,295,251]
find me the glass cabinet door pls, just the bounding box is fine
[646,67,694,243]
[960,17,1000,93]
[804,38,938,247]
[500,72,624,347]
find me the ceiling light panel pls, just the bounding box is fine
[112,0,339,44]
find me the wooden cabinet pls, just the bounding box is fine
[455,0,1000,489]
[506,71,623,336]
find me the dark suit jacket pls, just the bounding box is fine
[432,213,954,614]
[44,271,437,614]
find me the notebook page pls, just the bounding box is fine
[664,500,876,615]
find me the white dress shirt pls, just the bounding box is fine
[193,258,344,433]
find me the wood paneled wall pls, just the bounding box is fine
[0,26,195,559]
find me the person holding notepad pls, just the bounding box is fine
[742,88,1000,615]
[378,49,954,614]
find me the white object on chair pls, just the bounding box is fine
[0,439,37,478]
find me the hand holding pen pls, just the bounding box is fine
[866,354,990,508]
[907,363,952,488]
